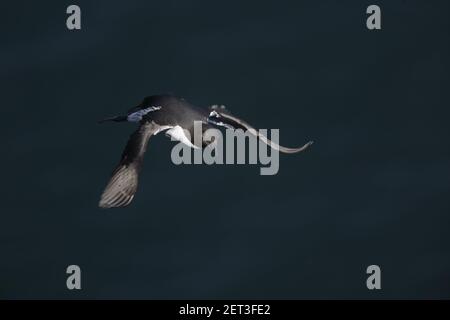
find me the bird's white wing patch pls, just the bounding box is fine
[127,106,162,122]
[165,126,199,149]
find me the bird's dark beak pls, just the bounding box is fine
[98,115,127,124]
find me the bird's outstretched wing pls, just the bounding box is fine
[99,121,160,208]
[208,107,313,154]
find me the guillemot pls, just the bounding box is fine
[98,94,313,208]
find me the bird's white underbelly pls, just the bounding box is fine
[165,125,199,149]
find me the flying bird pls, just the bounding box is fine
[98,94,313,208]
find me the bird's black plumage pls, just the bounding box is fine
[131,94,209,129]
[99,122,158,208]
[98,94,313,208]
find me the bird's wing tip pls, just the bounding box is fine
[98,200,111,209]
[98,195,134,209]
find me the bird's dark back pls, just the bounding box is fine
[139,95,208,127]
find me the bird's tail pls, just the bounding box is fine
[98,115,127,124]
